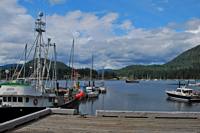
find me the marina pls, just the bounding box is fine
[1,1,200,132]
[3,79,200,132]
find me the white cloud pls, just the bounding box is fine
[0,0,33,64]
[0,0,200,69]
[120,20,133,30]
[186,26,200,34]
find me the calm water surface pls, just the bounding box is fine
[79,80,200,115]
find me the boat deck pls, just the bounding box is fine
[10,114,200,133]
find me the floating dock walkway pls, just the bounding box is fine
[2,109,200,133]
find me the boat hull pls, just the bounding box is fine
[60,98,80,109]
[0,107,45,123]
[0,96,81,123]
[166,92,200,102]
[125,80,139,83]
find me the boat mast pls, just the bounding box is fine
[71,38,75,82]
[90,54,94,87]
[102,66,104,86]
[68,38,75,87]
[23,44,27,78]
[53,43,57,90]
[34,12,46,92]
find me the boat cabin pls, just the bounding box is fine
[176,87,193,95]
[0,79,56,107]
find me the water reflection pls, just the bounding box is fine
[79,97,98,115]
[166,97,193,111]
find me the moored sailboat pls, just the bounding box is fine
[85,54,99,98]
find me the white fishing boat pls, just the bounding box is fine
[0,12,77,112]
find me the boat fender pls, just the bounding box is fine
[33,98,38,106]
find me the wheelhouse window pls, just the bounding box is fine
[49,97,53,102]
[18,97,23,102]
[13,97,17,102]
[177,89,181,92]
[26,97,29,103]
[3,97,7,102]
[183,90,190,93]
[8,97,11,102]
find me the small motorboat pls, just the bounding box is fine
[98,87,107,93]
[165,86,200,102]
[87,91,99,98]
[125,79,139,83]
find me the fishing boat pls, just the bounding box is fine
[0,12,78,113]
[165,86,200,102]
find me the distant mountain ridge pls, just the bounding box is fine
[0,59,100,80]
[0,64,22,69]
[1,45,200,79]
[116,45,200,79]
[165,45,200,68]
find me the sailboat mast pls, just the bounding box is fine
[70,38,75,82]
[90,54,94,86]
[53,43,57,89]
[23,44,27,78]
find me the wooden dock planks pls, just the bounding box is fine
[10,114,200,133]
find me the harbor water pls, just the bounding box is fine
[1,80,200,123]
[79,80,200,115]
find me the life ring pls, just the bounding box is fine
[33,98,38,106]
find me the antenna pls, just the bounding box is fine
[44,12,47,39]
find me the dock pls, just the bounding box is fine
[2,109,200,133]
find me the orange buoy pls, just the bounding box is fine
[75,90,85,100]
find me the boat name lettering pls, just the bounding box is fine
[3,92,17,95]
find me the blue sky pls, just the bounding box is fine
[0,0,200,69]
[19,0,200,28]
